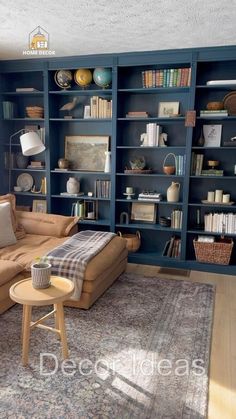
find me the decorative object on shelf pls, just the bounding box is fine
[140,133,148,146]
[74,68,93,88]
[93,67,112,88]
[207,160,219,169]
[158,101,179,118]
[159,132,168,147]
[2,101,15,119]
[66,177,80,194]
[117,231,141,252]
[223,136,236,146]
[54,70,73,89]
[129,156,146,170]
[32,199,47,213]
[59,97,79,116]
[104,151,111,173]
[58,158,69,169]
[163,153,176,175]
[159,216,171,227]
[16,152,29,169]
[25,106,44,118]
[14,186,22,192]
[131,202,156,223]
[166,182,180,202]
[16,173,34,191]
[124,168,153,174]
[72,200,85,217]
[123,186,135,200]
[202,189,233,205]
[119,212,129,224]
[84,200,97,220]
[31,258,51,289]
[203,124,222,147]
[197,128,205,147]
[201,200,234,206]
[223,91,236,115]
[206,101,224,111]
[65,135,109,171]
[138,191,162,202]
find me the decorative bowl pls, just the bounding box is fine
[163,165,175,175]
[129,156,146,170]
[206,101,224,111]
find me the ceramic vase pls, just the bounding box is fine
[66,177,80,194]
[104,151,111,173]
[16,152,29,169]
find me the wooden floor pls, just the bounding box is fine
[126,263,236,419]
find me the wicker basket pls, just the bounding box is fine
[193,238,234,265]
[117,231,141,252]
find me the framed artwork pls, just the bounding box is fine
[131,202,157,223]
[203,124,222,147]
[158,101,180,117]
[32,199,47,213]
[65,135,109,171]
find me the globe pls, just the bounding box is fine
[93,67,112,88]
[54,70,73,89]
[74,68,92,87]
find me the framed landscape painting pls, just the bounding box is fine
[65,136,109,171]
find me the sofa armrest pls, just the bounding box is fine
[16,211,79,237]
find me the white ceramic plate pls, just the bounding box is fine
[17,173,34,191]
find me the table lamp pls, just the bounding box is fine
[9,129,45,192]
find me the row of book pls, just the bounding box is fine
[90,96,112,118]
[204,212,236,234]
[170,210,183,229]
[174,155,186,176]
[163,236,181,258]
[2,101,16,119]
[94,179,111,198]
[142,68,191,88]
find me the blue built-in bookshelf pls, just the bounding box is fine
[1,45,236,274]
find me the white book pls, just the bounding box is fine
[206,80,236,86]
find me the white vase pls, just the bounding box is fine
[104,151,111,173]
[66,177,80,194]
[31,262,51,289]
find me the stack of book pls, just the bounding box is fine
[27,161,45,169]
[95,180,111,198]
[191,153,204,175]
[126,111,148,118]
[2,101,15,119]
[138,191,162,202]
[200,110,228,117]
[171,210,183,229]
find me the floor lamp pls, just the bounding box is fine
[9,129,45,192]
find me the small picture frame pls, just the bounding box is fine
[32,199,47,213]
[158,101,180,118]
[131,202,157,223]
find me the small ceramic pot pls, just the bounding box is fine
[31,262,51,289]
[58,158,69,169]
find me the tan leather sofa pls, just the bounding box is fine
[0,195,128,314]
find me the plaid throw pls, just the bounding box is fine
[45,230,115,299]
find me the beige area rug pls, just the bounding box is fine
[0,272,215,418]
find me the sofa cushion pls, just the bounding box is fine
[0,234,67,270]
[16,211,78,237]
[0,260,23,286]
[0,194,17,232]
[0,203,17,248]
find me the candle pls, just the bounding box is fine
[207,191,215,202]
[126,187,133,194]
[222,194,230,203]
[215,190,223,203]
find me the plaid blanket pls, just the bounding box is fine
[45,230,115,299]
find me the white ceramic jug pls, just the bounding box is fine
[167,182,180,202]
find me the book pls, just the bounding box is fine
[206,80,236,86]
[16,87,39,92]
[54,168,69,171]
[60,192,84,197]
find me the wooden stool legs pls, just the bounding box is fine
[21,303,69,366]
[22,305,32,366]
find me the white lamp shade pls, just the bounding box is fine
[20,132,45,156]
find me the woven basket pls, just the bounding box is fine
[117,231,141,252]
[193,238,233,265]
[163,153,176,175]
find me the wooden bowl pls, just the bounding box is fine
[163,165,175,175]
[206,101,224,111]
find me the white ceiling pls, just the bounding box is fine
[1,0,236,60]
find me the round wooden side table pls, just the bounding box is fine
[9,276,74,366]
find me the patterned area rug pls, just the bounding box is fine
[0,273,215,419]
